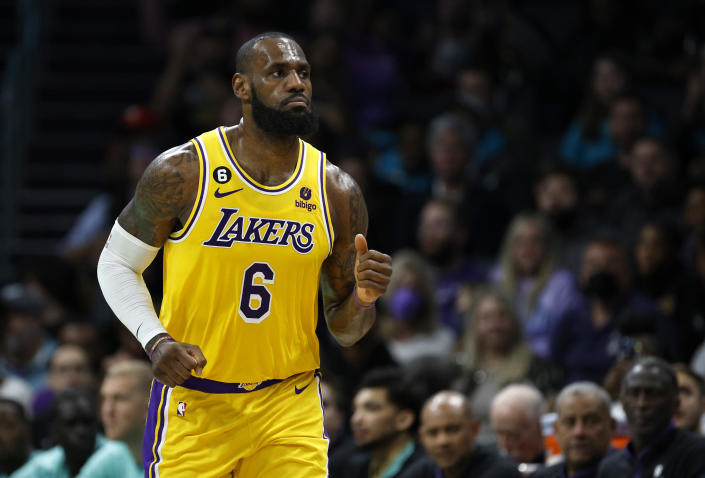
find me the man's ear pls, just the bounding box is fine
[396,409,415,433]
[233,73,251,102]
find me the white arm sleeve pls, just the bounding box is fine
[97,221,167,349]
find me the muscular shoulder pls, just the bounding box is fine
[118,141,200,246]
[324,161,367,238]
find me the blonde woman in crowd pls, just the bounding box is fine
[491,212,580,357]
[454,287,563,444]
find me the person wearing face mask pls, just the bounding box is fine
[379,250,456,366]
[549,236,678,384]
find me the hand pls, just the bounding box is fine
[151,340,207,388]
[354,234,392,305]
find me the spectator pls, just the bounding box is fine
[532,162,590,275]
[378,250,455,365]
[608,137,681,244]
[532,382,614,478]
[492,212,581,357]
[560,55,628,170]
[562,92,653,172]
[329,368,425,478]
[416,198,486,334]
[0,398,32,477]
[100,360,152,474]
[400,390,521,478]
[599,357,705,477]
[455,287,563,445]
[633,221,705,361]
[672,364,705,435]
[550,236,678,384]
[12,389,134,478]
[32,345,95,449]
[33,345,94,415]
[0,283,56,390]
[489,384,547,470]
[424,113,511,259]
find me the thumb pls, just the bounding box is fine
[354,234,368,257]
[186,347,206,376]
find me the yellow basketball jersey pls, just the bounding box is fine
[159,127,334,383]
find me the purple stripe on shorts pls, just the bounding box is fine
[181,375,283,393]
[143,380,166,476]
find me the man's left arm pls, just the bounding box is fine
[321,163,392,347]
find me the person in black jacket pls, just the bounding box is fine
[400,390,521,478]
[531,382,614,478]
[598,356,705,477]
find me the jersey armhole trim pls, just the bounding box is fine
[319,152,334,256]
[168,137,208,242]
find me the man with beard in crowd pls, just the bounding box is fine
[97,32,393,477]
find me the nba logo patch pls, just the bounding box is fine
[177,401,186,417]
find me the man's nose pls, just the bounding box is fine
[286,71,305,91]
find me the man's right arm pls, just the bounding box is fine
[97,142,207,387]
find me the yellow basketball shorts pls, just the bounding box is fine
[142,370,329,477]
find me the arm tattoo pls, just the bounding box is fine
[118,143,198,246]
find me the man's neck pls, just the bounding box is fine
[441,451,474,478]
[565,458,600,477]
[630,424,671,454]
[126,435,142,468]
[369,434,413,478]
[233,120,300,184]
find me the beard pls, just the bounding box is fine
[251,88,319,137]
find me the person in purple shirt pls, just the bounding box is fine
[598,357,705,477]
[492,213,581,357]
[550,236,679,384]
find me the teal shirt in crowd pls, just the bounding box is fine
[11,435,142,478]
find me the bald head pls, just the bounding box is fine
[423,390,473,419]
[420,391,479,472]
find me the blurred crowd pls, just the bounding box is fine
[5,0,705,476]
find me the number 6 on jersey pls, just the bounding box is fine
[239,262,275,323]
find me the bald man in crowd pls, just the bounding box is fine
[490,384,547,472]
[400,390,520,478]
[531,382,614,478]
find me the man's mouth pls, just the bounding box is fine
[283,95,309,107]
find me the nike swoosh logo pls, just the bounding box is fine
[294,383,311,394]
[214,187,243,198]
